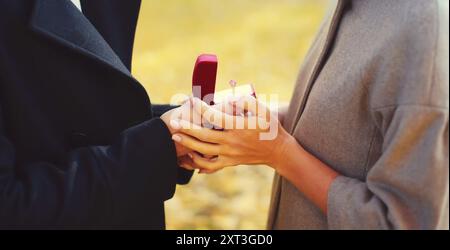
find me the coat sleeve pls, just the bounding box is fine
[327,105,449,229]
[327,0,449,230]
[0,103,179,225]
[152,104,177,117]
[152,104,194,185]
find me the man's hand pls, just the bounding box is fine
[161,100,195,157]
[161,98,237,158]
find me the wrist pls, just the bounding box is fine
[269,129,297,172]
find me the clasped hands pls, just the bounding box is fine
[161,96,293,174]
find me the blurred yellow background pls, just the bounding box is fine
[132,0,328,229]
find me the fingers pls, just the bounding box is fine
[171,119,226,144]
[177,99,203,126]
[178,155,195,170]
[175,97,270,130]
[180,98,271,132]
[232,95,258,114]
[198,168,218,174]
[171,133,221,156]
[231,95,271,119]
[178,154,220,174]
[178,155,203,171]
[192,98,236,129]
[212,101,240,116]
[169,98,236,129]
[187,152,234,172]
[232,96,278,129]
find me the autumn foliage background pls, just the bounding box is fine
[132,0,328,229]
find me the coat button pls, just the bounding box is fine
[70,132,89,148]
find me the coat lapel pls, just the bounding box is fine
[29,0,131,77]
[80,0,142,70]
[267,0,349,229]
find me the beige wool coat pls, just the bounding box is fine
[268,0,449,229]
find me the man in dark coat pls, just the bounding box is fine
[0,0,192,229]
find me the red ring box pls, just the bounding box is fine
[192,54,218,105]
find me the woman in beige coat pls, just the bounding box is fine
[171,0,449,229]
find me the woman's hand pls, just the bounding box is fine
[161,98,239,158]
[171,96,340,214]
[170,96,294,173]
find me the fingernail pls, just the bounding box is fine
[170,120,181,130]
[188,153,193,159]
[172,134,182,142]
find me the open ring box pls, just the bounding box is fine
[192,54,257,133]
[192,54,256,106]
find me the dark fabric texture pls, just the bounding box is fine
[0,0,191,228]
[152,104,194,185]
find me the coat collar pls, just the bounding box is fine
[286,0,350,134]
[29,0,132,77]
[267,0,350,229]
